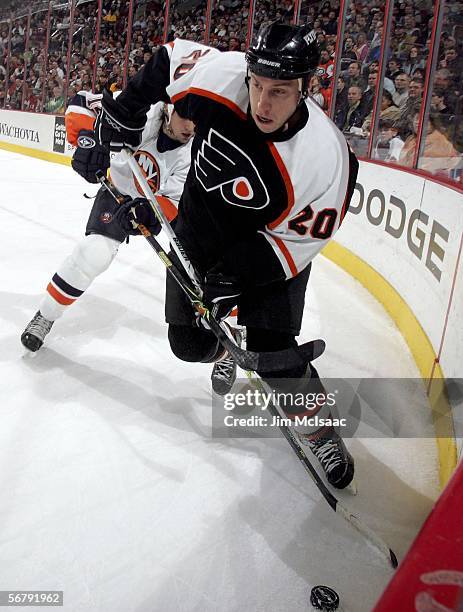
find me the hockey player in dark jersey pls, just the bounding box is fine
[92,23,359,490]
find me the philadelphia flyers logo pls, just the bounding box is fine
[133,150,160,196]
[194,129,269,209]
[174,49,211,80]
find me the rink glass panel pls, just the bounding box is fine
[0,18,10,108]
[24,8,49,112]
[372,0,436,170]
[0,0,462,187]
[165,0,208,45]
[67,0,98,103]
[43,3,71,114]
[340,0,387,159]
[203,0,237,51]
[5,15,27,111]
[417,0,463,180]
[93,0,132,93]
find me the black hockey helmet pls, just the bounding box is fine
[246,22,320,81]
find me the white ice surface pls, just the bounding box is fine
[0,150,439,611]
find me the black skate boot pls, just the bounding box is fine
[21,311,54,352]
[211,328,243,395]
[300,430,355,490]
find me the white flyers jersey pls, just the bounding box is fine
[165,50,358,283]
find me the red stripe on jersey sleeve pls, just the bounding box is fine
[65,112,95,146]
[272,236,298,277]
[171,88,247,120]
[267,142,295,230]
[155,195,178,222]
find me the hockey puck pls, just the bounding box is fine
[310,585,339,610]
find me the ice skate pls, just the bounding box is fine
[21,311,54,352]
[299,430,355,491]
[211,327,243,395]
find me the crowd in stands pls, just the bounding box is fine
[324,0,463,173]
[0,0,462,177]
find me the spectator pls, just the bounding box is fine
[362,89,401,134]
[44,84,64,114]
[368,17,384,58]
[343,85,366,132]
[340,37,358,71]
[6,77,23,110]
[375,117,405,161]
[430,88,456,136]
[395,77,423,138]
[334,75,349,129]
[439,46,463,83]
[397,14,421,59]
[309,74,326,109]
[324,10,338,35]
[402,46,426,77]
[386,57,402,81]
[399,112,461,174]
[433,68,457,101]
[103,6,118,33]
[317,48,335,87]
[345,61,366,90]
[359,70,378,117]
[393,72,410,107]
[355,31,370,63]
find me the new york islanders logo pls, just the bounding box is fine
[133,150,160,196]
[194,129,269,209]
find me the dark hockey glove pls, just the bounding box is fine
[113,197,161,236]
[71,130,110,183]
[94,89,147,152]
[203,263,241,321]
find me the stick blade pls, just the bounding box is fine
[255,338,326,373]
[296,338,326,362]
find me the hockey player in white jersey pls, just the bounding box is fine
[86,24,359,489]
[21,95,195,352]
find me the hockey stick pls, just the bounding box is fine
[96,171,326,373]
[96,171,398,568]
[248,373,398,569]
[119,148,202,294]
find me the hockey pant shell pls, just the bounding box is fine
[165,247,311,372]
[165,251,311,335]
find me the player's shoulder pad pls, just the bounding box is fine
[65,90,102,146]
[166,50,248,118]
[163,38,220,83]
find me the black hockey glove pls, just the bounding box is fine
[203,263,241,321]
[71,130,110,184]
[113,197,161,236]
[94,89,148,152]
